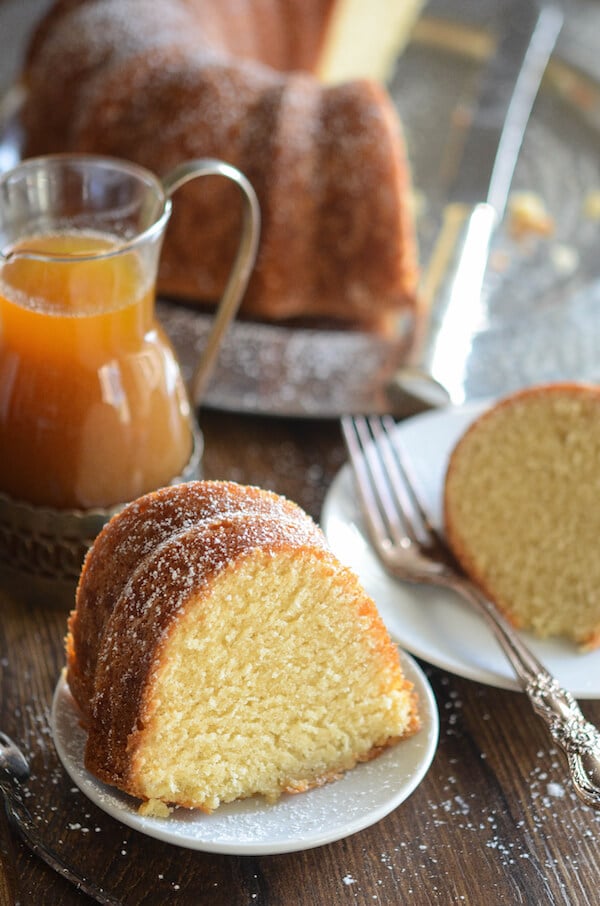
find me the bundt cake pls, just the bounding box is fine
[68,480,420,812]
[20,0,420,330]
[444,384,600,650]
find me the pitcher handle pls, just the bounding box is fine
[162,159,261,407]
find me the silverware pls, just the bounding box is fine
[391,0,564,409]
[0,795,17,905]
[0,731,121,905]
[341,413,600,809]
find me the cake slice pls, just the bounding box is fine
[68,481,420,812]
[20,0,421,330]
[316,0,425,84]
[444,384,600,650]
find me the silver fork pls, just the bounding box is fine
[0,732,121,905]
[341,414,600,809]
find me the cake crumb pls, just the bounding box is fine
[507,191,554,238]
[549,243,578,276]
[138,798,172,818]
[583,190,600,220]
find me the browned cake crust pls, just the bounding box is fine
[21,0,418,330]
[68,480,321,720]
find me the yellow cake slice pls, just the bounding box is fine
[444,384,600,650]
[68,480,420,812]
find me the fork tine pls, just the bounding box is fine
[374,415,441,545]
[341,415,412,550]
[374,415,458,559]
[342,414,443,554]
[380,417,450,551]
[366,415,424,545]
[341,415,391,546]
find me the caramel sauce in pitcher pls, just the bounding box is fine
[0,232,193,509]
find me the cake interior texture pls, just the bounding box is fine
[316,0,425,83]
[116,550,415,811]
[444,385,600,649]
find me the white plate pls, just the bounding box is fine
[321,402,600,699]
[51,651,438,855]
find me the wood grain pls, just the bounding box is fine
[0,411,599,905]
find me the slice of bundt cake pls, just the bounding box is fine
[444,384,600,650]
[68,481,419,812]
[20,0,420,330]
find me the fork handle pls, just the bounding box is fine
[455,577,600,808]
[0,799,17,906]
[0,779,121,905]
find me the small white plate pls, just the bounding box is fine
[321,402,600,699]
[51,651,438,855]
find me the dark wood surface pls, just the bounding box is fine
[1,1,600,901]
[1,409,599,906]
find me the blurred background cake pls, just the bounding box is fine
[19,0,425,331]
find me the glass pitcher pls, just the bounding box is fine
[0,154,260,599]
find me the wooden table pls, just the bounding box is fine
[1,408,599,906]
[2,0,600,900]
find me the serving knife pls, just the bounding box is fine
[186,0,564,418]
[156,1,564,419]
[0,2,565,420]
[390,0,564,409]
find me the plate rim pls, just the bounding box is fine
[50,649,439,855]
[321,400,600,699]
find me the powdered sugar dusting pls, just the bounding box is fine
[71,480,325,714]
[50,650,438,854]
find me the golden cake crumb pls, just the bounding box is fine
[444,384,600,650]
[508,191,554,239]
